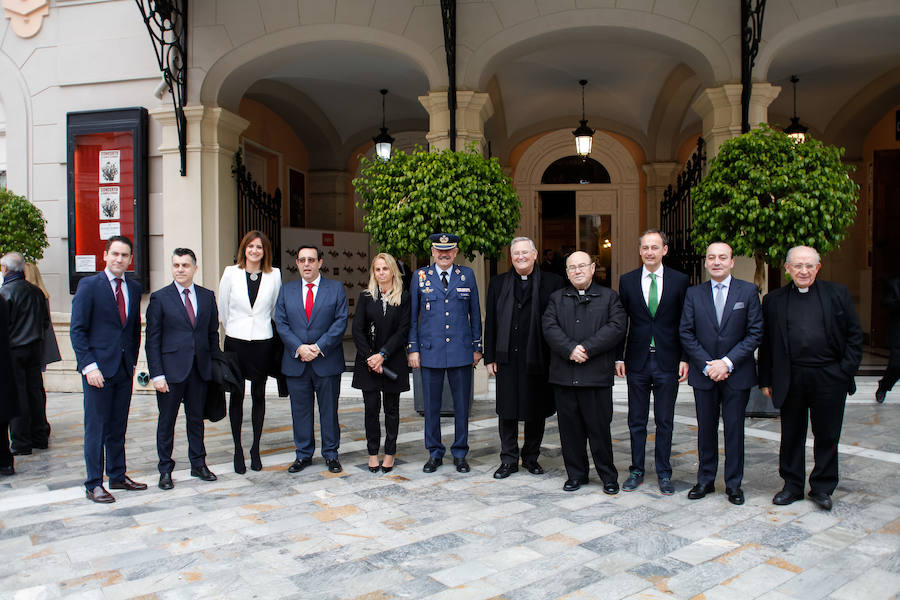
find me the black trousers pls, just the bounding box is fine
[878,366,900,394]
[554,385,617,484]
[693,382,749,490]
[625,353,678,479]
[0,421,11,468]
[363,390,400,455]
[780,364,848,495]
[498,418,545,465]
[9,341,48,452]
[156,363,207,474]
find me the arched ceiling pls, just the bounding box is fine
[765,13,900,157]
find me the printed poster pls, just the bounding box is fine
[99,187,120,219]
[99,150,120,183]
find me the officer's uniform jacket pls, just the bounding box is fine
[409,264,482,369]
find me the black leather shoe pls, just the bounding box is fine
[493,463,518,479]
[726,487,745,505]
[563,478,587,492]
[453,458,470,473]
[11,448,31,456]
[687,482,715,500]
[622,471,643,492]
[875,386,887,403]
[808,491,833,511]
[190,465,217,481]
[423,457,442,473]
[658,478,675,495]
[522,461,544,475]
[158,473,174,490]
[326,458,342,473]
[109,476,148,491]
[0,465,14,476]
[288,458,312,473]
[603,481,619,495]
[86,486,115,503]
[772,489,803,505]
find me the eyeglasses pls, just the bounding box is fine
[296,257,319,264]
[788,263,816,270]
[566,263,593,272]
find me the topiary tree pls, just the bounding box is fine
[0,188,49,262]
[353,144,520,261]
[691,124,859,290]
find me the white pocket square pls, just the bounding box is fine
[733,302,745,309]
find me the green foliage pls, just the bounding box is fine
[0,188,49,262]
[692,124,858,271]
[353,144,521,260]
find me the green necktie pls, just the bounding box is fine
[649,273,658,348]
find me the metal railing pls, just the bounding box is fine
[233,149,282,267]
[660,137,706,285]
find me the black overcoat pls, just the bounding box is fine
[351,290,411,393]
[484,268,563,419]
[542,283,627,388]
[0,296,19,422]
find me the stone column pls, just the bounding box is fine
[642,162,679,231]
[149,106,249,289]
[418,90,494,153]
[690,83,780,159]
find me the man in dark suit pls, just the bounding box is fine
[876,275,900,403]
[145,248,220,490]
[70,236,147,503]
[679,242,762,505]
[408,233,482,474]
[0,296,19,476]
[484,237,563,479]
[615,230,689,495]
[274,245,348,474]
[759,246,862,511]
[543,251,626,493]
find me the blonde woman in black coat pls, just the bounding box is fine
[352,253,410,473]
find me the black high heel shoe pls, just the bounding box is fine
[250,448,262,471]
[234,451,246,474]
[381,455,394,473]
[368,457,380,473]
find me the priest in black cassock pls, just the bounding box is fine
[484,237,564,479]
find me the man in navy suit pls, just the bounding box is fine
[70,236,147,503]
[145,248,220,490]
[679,242,762,505]
[409,233,483,474]
[274,245,348,474]
[616,230,689,495]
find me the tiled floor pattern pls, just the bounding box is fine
[1,376,898,599]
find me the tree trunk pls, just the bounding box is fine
[753,253,766,294]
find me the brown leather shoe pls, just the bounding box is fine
[86,486,115,503]
[109,476,148,491]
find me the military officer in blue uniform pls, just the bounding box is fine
[409,233,482,473]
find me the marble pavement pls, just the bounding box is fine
[1,376,898,599]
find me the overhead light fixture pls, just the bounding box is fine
[783,75,808,143]
[572,79,594,158]
[373,89,394,160]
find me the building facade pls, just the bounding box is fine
[0,0,898,390]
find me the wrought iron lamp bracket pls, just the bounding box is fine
[136,0,188,176]
[740,0,766,134]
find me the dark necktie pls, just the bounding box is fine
[305,283,315,321]
[183,288,196,327]
[441,271,448,290]
[114,278,126,326]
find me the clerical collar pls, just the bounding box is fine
[578,289,586,295]
[796,285,810,294]
[520,274,528,280]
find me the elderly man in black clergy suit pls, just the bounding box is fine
[542,251,626,493]
[146,247,220,490]
[615,230,689,495]
[759,246,862,511]
[484,237,563,479]
[679,242,762,506]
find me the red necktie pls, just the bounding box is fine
[114,278,126,326]
[305,283,314,321]
[183,289,196,327]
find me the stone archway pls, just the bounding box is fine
[514,130,641,285]
[0,50,31,197]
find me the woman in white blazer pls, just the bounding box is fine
[218,230,282,473]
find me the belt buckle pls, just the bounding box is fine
[649,347,656,353]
